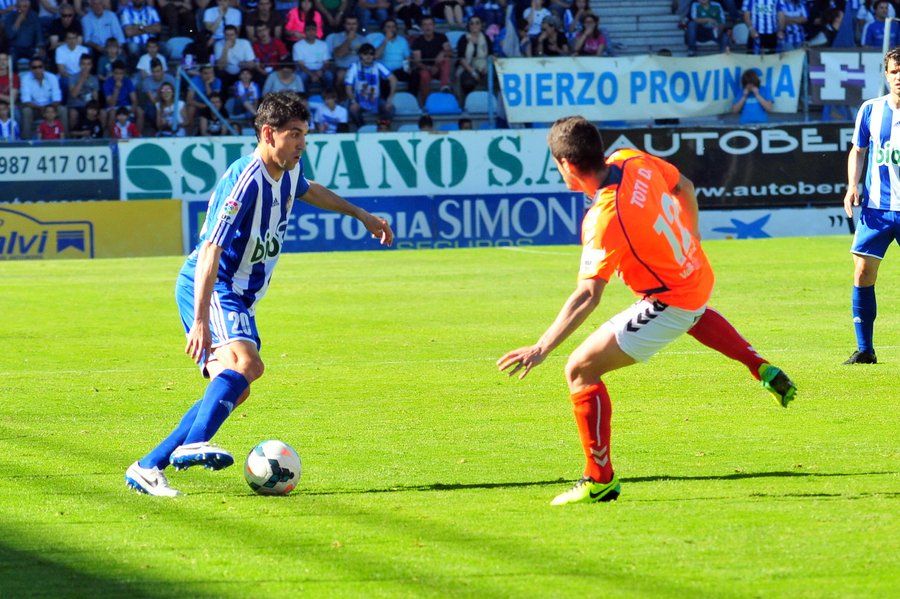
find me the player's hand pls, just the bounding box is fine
[843,185,860,218]
[185,321,212,364]
[360,211,394,246]
[497,345,547,380]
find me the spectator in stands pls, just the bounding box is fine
[776,0,807,50]
[316,0,349,35]
[37,104,64,139]
[293,21,333,90]
[314,87,348,132]
[263,61,304,93]
[69,99,104,137]
[204,0,242,42]
[376,117,391,131]
[231,66,261,117]
[410,16,452,104]
[155,81,186,135]
[393,0,424,31]
[573,12,605,55]
[111,105,140,138]
[861,0,900,47]
[120,0,161,56]
[457,16,491,98]
[198,92,231,135]
[356,0,391,31]
[685,0,727,56]
[563,0,591,45]
[103,60,140,131]
[534,15,568,55]
[675,0,739,22]
[66,53,98,128]
[742,0,780,53]
[214,24,258,88]
[345,42,395,126]
[433,0,466,29]
[156,0,195,37]
[417,113,433,131]
[524,0,552,42]
[81,0,124,55]
[54,29,89,79]
[5,0,43,60]
[140,57,174,124]
[0,53,19,106]
[246,0,283,42]
[21,57,64,138]
[188,63,223,116]
[136,38,167,77]
[732,68,772,123]
[856,0,896,40]
[253,22,288,73]
[47,4,82,54]
[548,0,571,22]
[285,0,323,42]
[0,0,17,19]
[458,116,472,129]
[474,0,506,29]
[96,37,122,81]
[182,30,214,71]
[374,18,410,85]
[0,101,22,140]
[328,15,368,90]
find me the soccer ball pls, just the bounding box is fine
[244,440,302,495]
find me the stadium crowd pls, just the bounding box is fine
[0,0,620,139]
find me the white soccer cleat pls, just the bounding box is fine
[169,442,235,471]
[125,461,181,497]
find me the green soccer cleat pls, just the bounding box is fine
[759,364,797,408]
[550,475,621,506]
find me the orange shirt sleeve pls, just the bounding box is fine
[644,154,681,191]
[578,190,626,281]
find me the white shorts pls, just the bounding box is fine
[602,299,707,362]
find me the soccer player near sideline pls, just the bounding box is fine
[842,47,900,365]
[125,92,394,496]
[498,117,796,506]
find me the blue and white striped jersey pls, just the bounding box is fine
[742,0,779,34]
[777,0,808,49]
[853,96,900,212]
[182,151,310,312]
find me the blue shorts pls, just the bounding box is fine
[175,275,261,372]
[851,207,900,260]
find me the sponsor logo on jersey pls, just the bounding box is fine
[873,141,900,167]
[223,199,240,216]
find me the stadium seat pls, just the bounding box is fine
[445,30,465,50]
[463,90,492,115]
[424,92,462,115]
[438,122,459,131]
[366,32,385,48]
[357,124,377,133]
[397,123,420,132]
[731,23,749,46]
[392,91,422,116]
[308,94,323,106]
[165,37,192,61]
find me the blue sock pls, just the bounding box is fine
[852,285,876,353]
[139,400,201,470]
[184,369,249,444]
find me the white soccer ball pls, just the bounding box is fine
[244,440,302,495]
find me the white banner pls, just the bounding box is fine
[700,207,852,240]
[0,145,114,181]
[495,52,806,123]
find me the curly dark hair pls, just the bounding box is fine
[885,46,900,72]
[254,92,310,140]
[547,116,606,173]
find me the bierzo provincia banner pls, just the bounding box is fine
[494,52,805,122]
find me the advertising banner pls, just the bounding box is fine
[118,123,850,210]
[700,207,854,240]
[0,200,182,260]
[0,142,118,202]
[808,49,884,105]
[185,193,586,252]
[494,52,805,123]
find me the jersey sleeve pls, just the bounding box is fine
[852,102,871,149]
[295,161,311,197]
[644,154,681,191]
[207,163,258,248]
[578,190,626,281]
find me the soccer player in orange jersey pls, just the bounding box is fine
[497,116,797,505]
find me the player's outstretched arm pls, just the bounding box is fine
[497,278,606,379]
[186,241,225,364]
[672,174,700,238]
[843,145,867,218]
[301,181,394,246]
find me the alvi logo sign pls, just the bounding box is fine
[118,133,567,202]
[0,208,94,260]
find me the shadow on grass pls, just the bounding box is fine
[304,470,895,495]
[0,542,156,598]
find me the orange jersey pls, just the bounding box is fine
[578,149,714,310]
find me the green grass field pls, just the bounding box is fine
[0,236,897,598]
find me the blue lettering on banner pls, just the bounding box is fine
[502,73,522,106]
[187,194,584,252]
[670,71,690,103]
[536,72,553,106]
[630,71,647,103]
[597,72,617,105]
[557,72,576,105]
[577,72,596,105]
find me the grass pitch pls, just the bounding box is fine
[0,237,897,598]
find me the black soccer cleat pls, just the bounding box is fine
[843,350,877,365]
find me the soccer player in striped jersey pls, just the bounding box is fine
[842,47,900,365]
[498,117,796,505]
[126,92,393,496]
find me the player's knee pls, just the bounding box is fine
[853,259,878,286]
[565,355,594,387]
[235,357,264,382]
